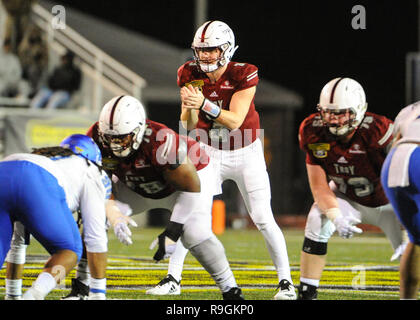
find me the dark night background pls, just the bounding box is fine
[57,0,418,121]
[56,0,418,215]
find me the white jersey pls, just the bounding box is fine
[3,153,111,253]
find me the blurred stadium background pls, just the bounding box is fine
[0,0,419,300]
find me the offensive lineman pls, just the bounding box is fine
[381,102,420,299]
[146,20,295,300]
[0,134,111,300]
[297,77,407,299]
[62,95,244,300]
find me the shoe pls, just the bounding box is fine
[145,274,181,295]
[5,295,22,300]
[222,287,245,300]
[273,279,297,300]
[61,278,89,300]
[297,283,318,300]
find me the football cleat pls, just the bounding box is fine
[145,274,181,295]
[61,278,89,300]
[274,279,297,300]
[222,287,245,300]
[5,295,22,300]
[297,282,318,300]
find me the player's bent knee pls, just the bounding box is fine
[302,237,328,255]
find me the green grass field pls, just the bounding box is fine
[0,227,414,300]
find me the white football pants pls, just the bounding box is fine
[166,138,293,283]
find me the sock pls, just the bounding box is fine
[23,272,56,300]
[300,277,320,287]
[90,278,106,295]
[167,241,188,282]
[76,258,90,286]
[6,279,22,298]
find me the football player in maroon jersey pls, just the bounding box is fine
[297,77,407,299]
[147,20,296,300]
[64,95,244,300]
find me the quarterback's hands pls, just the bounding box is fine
[181,85,205,109]
[149,221,183,262]
[325,208,362,239]
[113,216,138,245]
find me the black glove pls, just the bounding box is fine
[150,221,183,262]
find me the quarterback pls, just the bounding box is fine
[297,77,407,299]
[146,20,295,300]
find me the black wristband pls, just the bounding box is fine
[164,221,184,242]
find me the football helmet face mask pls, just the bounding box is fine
[98,95,147,158]
[191,20,238,73]
[317,77,367,137]
[60,134,102,166]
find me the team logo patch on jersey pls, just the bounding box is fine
[308,143,330,158]
[349,143,366,154]
[184,80,204,91]
[221,80,234,89]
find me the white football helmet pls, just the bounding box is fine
[98,95,147,158]
[393,101,420,140]
[191,20,238,73]
[317,77,368,136]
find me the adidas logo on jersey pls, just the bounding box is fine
[337,156,348,164]
[209,91,218,98]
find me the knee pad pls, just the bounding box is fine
[302,237,328,255]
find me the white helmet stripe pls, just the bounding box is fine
[109,95,125,130]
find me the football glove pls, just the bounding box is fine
[150,221,183,262]
[333,214,363,239]
[325,208,362,239]
[113,216,138,245]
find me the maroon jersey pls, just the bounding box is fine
[177,60,260,150]
[298,112,394,207]
[87,120,209,199]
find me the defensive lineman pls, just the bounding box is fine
[0,134,111,300]
[381,102,420,299]
[297,77,406,299]
[146,20,295,300]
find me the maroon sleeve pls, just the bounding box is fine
[236,63,259,91]
[298,116,320,165]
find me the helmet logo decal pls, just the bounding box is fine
[329,77,344,103]
[201,20,214,42]
[109,95,125,130]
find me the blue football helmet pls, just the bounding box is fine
[60,134,102,166]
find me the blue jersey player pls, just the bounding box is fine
[0,134,111,300]
[381,102,420,299]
